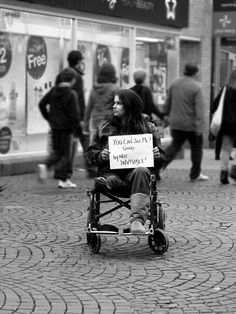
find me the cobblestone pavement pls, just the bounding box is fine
[0,150,236,314]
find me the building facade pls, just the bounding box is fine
[0,0,212,167]
[212,0,236,97]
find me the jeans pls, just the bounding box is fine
[104,167,151,223]
[71,132,95,175]
[165,129,203,179]
[46,129,73,181]
[221,135,235,171]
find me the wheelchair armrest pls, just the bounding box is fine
[94,177,110,193]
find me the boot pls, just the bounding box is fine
[130,193,150,225]
[229,164,236,180]
[220,170,229,184]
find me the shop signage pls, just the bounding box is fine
[18,0,189,28]
[213,12,236,36]
[26,36,47,79]
[213,0,236,11]
[0,32,12,78]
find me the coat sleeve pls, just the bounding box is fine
[148,122,166,169]
[73,73,85,120]
[86,125,108,167]
[83,90,95,133]
[210,88,223,118]
[162,87,172,116]
[38,89,52,121]
[68,91,82,136]
[194,87,205,134]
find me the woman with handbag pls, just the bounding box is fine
[210,70,236,184]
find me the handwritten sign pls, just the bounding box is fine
[108,134,154,169]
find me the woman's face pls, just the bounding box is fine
[113,95,125,118]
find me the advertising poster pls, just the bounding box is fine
[94,44,123,88]
[95,44,111,82]
[26,35,60,134]
[120,47,130,88]
[149,42,167,108]
[0,32,26,154]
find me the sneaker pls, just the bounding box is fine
[58,179,77,188]
[191,173,208,182]
[130,220,146,234]
[38,164,47,183]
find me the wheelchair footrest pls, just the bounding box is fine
[87,224,156,236]
[121,230,151,236]
[87,224,119,234]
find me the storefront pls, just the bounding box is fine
[0,0,189,158]
[212,0,236,98]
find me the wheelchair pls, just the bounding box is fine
[86,173,169,255]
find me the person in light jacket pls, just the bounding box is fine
[162,62,208,181]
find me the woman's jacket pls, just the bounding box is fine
[86,120,166,177]
[211,86,236,136]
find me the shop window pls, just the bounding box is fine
[135,29,177,110]
[76,20,131,100]
[0,8,72,155]
[180,40,201,78]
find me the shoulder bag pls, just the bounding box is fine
[210,86,227,136]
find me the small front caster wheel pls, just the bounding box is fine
[148,229,169,255]
[87,233,101,254]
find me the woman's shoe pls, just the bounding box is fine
[220,170,229,184]
[130,220,146,234]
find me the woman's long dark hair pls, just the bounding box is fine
[111,89,150,134]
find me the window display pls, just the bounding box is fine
[0,7,179,157]
[0,9,72,154]
[0,31,26,154]
[135,29,177,110]
[27,35,60,134]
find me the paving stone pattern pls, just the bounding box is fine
[0,150,236,314]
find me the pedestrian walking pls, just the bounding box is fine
[162,62,208,181]
[83,63,119,141]
[210,69,236,184]
[130,69,164,123]
[66,50,93,177]
[86,89,166,234]
[38,68,82,188]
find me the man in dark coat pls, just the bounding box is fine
[38,68,81,188]
[67,50,94,177]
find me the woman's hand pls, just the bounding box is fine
[100,148,110,161]
[153,146,161,157]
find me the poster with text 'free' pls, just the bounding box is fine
[108,134,154,169]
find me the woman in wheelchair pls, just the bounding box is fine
[86,89,166,234]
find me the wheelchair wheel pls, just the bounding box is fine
[158,204,165,230]
[148,229,169,255]
[87,233,101,254]
[87,191,100,229]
